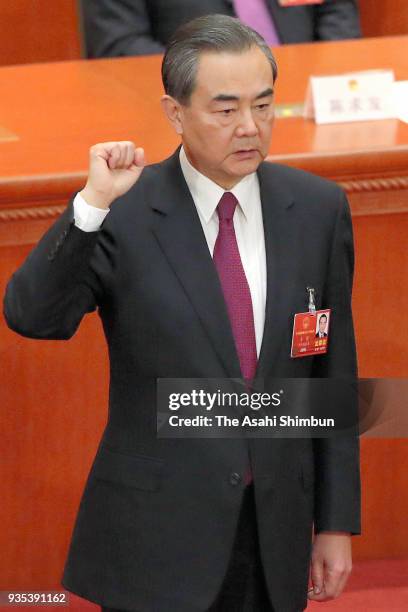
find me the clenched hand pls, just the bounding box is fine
[80,141,145,210]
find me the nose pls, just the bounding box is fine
[235,109,259,138]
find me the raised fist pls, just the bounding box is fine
[80,141,145,210]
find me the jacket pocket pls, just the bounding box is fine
[92,444,165,491]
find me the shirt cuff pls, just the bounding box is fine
[73,192,110,232]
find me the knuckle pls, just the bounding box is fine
[331,564,346,574]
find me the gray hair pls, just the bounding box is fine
[161,14,278,105]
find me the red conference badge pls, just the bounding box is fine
[290,308,331,358]
[278,0,324,6]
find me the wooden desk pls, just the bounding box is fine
[1,37,407,589]
[0,35,407,214]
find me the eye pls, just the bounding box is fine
[218,109,236,116]
[255,103,270,111]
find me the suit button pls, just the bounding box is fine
[229,472,242,486]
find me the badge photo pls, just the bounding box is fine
[291,308,331,358]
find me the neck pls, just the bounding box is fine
[182,145,243,190]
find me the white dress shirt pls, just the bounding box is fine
[73,146,267,355]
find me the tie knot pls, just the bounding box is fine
[217,192,238,222]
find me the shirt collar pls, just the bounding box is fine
[179,146,257,223]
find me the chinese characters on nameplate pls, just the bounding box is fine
[303,70,395,125]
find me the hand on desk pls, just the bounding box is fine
[307,531,352,602]
[80,141,145,210]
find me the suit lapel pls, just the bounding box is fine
[147,151,299,380]
[148,149,242,378]
[255,162,296,378]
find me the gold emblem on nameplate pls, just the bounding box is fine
[274,103,304,118]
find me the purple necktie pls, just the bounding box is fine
[233,0,280,46]
[213,193,257,485]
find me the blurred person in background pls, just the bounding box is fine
[82,0,361,58]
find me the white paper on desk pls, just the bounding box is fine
[392,81,408,123]
[304,70,395,124]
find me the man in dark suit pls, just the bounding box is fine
[3,14,360,612]
[81,0,361,58]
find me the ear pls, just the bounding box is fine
[161,95,184,135]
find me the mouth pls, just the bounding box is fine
[233,149,258,159]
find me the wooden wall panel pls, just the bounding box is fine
[0,1,81,66]
[350,205,408,560]
[352,211,408,378]
[356,439,408,561]
[0,252,108,587]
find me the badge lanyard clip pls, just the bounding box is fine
[306,286,316,314]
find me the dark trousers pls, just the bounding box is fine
[101,483,274,611]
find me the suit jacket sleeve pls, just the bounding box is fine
[3,198,110,340]
[314,0,361,41]
[311,189,361,535]
[81,0,165,58]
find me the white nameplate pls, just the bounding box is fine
[392,80,408,124]
[304,70,395,124]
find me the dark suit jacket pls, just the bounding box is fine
[81,0,361,58]
[3,149,361,612]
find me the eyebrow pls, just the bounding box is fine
[211,87,274,102]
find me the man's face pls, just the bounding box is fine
[176,46,275,188]
[319,317,327,333]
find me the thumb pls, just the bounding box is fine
[131,147,145,171]
[309,558,324,596]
